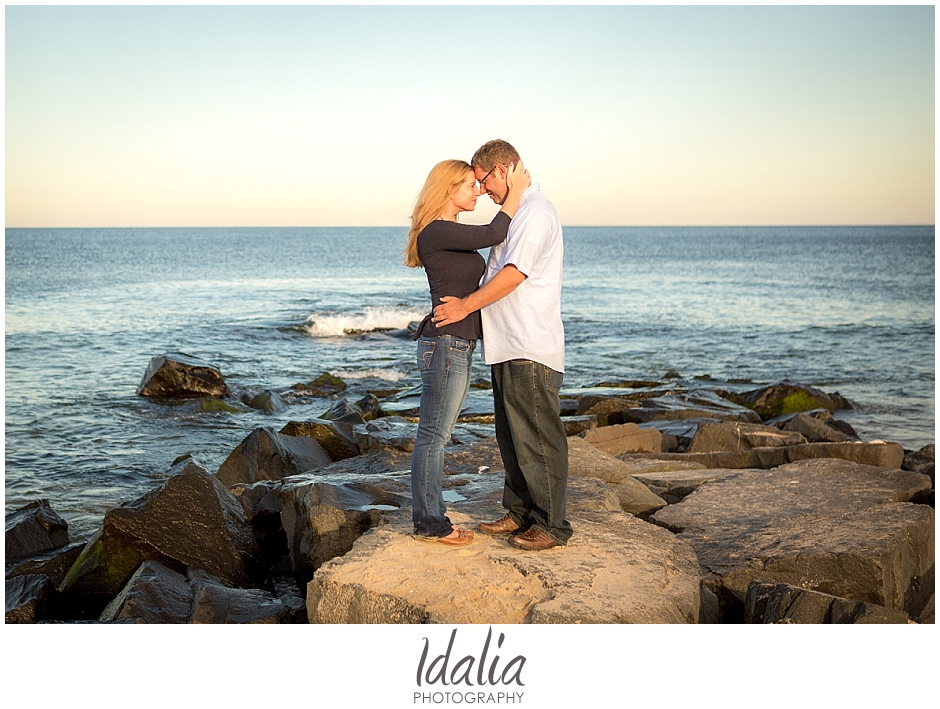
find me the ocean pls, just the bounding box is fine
[4,225,934,540]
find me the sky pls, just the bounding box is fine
[3,3,935,227]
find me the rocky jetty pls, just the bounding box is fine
[137,352,230,398]
[7,376,934,624]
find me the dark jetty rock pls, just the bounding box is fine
[137,352,229,398]
[650,458,934,620]
[242,390,286,415]
[98,561,305,624]
[771,411,855,443]
[6,574,58,624]
[575,395,640,426]
[6,543,85,587]
[562,414,598,437]
[718,382,852,420]
[626,390,762,424]
[6,499,70,560]
[743,580,914,624]
[903,444,935,485]
[216,427,332,486]
[280,455,412,583]
[319,397,366,424]
[59,457,261,612]
[293,372,348,397]
[281,419,360,461]
[353,416,418,454]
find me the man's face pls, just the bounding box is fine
[474,164,508,206]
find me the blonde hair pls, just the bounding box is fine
[404,159,473,268]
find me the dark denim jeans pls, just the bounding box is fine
[410,334,475,537]
[491,359,572,545]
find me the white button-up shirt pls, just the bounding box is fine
[480,183,565,373]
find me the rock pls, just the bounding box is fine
[566,478,622,513]
[918,594,935,624]
[199,398,242,414]
[559,398,580,416]
[562,414,598,437]
[243,390,286,414]
[354,393,383,422]
[188,570,305,624]
[99,560,193,623]
[6,499,70,561]
[687,421,807,454]
[6,574,57,624]
[136,352,229,398]
[626,391,762,424]
[6,543,85,587]
[718,382,850,419]
[828,419,861,440]
[651,458,934,618]
[307,507,703,624]
[779,412,853,443]
[296,372,347,397]
[629,440,906,470]
[580,422,662,455]
[593,380,664,389]
[630,467,740,505]
[318,397,366,424]
[443,437,505,476]
[280,469,411,584]
[230,480,289,571]
[764,408,833,426]
[637,418,724,452]
[567,437,667,517]
[903,444,935,486]
[280,420,360,461]
[743,580,913,624]
[59,461,260,605]
[353,417,418,454]
[216,427,333,486]
[575,395,638,426]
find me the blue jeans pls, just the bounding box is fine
[491,359,573,545]
[410,334,475,537]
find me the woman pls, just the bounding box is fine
[404,158,529,545]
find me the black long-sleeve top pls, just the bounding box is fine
[413,211,511,341]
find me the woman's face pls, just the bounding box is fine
[449,172,480,214]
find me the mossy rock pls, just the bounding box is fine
[720,384,838,420]
[200,398,242,414]
[296,372,348,397]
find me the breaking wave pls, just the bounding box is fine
[304,306,426,337]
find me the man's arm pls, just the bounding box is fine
[431,265,526,327]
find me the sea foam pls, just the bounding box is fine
[304,306,426,337]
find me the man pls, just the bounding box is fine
[432,139,572,551]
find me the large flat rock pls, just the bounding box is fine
[307,503,703,624]
[651,458,934,617]
[629,441,905,469]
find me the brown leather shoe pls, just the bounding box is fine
[509,528,561,551]
[415,527,474,546]
[477,514,524,536]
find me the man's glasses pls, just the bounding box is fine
[477,165,497,190]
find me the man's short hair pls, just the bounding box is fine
[471,139,521,172]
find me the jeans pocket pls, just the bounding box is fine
[417,340,436,371]
[542,365,564,394]
[449,338,472,353]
